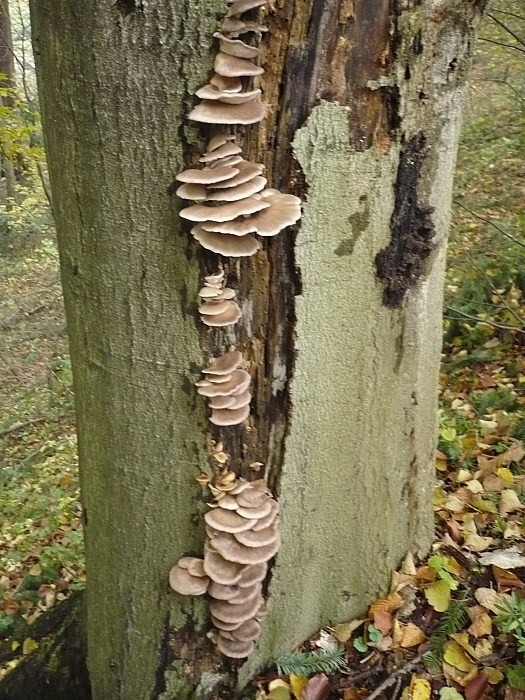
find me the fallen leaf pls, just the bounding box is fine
[480,547,525,570]
[28,564,42,577]
[301,674,330,700]
[439,688,464,700]
[289,674,308,700]
[333,619,365,643]
[499,489,523,516]
[409,676,431,700]
[451,632,477,659]
[474,587,509,613]
[392,620,425,648]
[465,672,488,700]
[268,679,291,700]
[369,592,403,617]
[473,638,492,660]
[443,640,477,673]
[463,534,493,552]
[22,638,38,655]
[401,551,417,575]
[484,667,504,684]
[467,606,492,637]
[373,610,393,635]
[492,565,525,592]
[496,467,515,486]
[425,580,451,612]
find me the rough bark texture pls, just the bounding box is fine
[0,0,17,203]
[29,0,485,698]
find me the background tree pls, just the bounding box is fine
[0,0,16,202]
[28,1,486,698]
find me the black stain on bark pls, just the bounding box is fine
[375,132,435,308]
[114,0,139,17]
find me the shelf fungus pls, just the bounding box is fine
[198,271,242,327]
[169,477,280,658]
[196,350,251,426]
[176,135,301,257]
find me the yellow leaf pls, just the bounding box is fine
[11,641,20,651]
[496,468,514,486]
[424,580,451,612]
[289,674,308,699]
[471,499,498,514]
[28,563,42,577]
[22,638,38,655]
[393,621,425,649]
[484,667,504,684]
[467,606,492,637]
[444,557,462,576]
[268,689,290,700]
[451,632,477,658]
[443,640,477,673]
[333,618,365,642]
[409,675,431,700]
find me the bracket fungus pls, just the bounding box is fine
[197,351,252,426]
[197,270,242,327]
[169,477,280,658]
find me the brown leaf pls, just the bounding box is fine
[467,606,492,638]
[465,672,488,700]
[505,685,525,700]
[369,592,403,617]
[373,610,393,635]
[302,674,330,700]
[493,566,525,592]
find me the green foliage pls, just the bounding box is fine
[428,555,459,591]
[425,593,470,666]
[495,592,525,651]
[276,647,347,677]
[507,664,525,691]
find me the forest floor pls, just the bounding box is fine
[1,4,525,699]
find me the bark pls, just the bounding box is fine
[0,592,90,699]
[0,0,16,202]
[29,0,486,698]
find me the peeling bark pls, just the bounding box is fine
[29,0,486,697]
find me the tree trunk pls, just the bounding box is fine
[29,1,486,698]
[0,0,16,203]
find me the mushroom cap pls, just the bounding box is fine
[169,565,210,595]
[236,487,270,509]
[192,226,261,257]
[205,508,257,533]
[196,373,233,387]
[203,350,243,375]
[210,404,251,426]
[198,299,236,316]
[200,142,243,162]
[234,522,278,547]
[188,100,265,125]
[204,549,243,585]
[230,619,261,642]
[180,197,269,223]
[214,33,261,59]
[198,286,222,299]
[211,531,281,564]
[229,582,262,604]
[176,182,207,201]
[220,18,269,37]
[229,480,251,495]
[197,369,251,397]
[211,614,243,631]
[217,635,255,658]
[196,84,262,105]
[210,154,244,168]
[204,270,225,285]
[206,176,267,203]
[226,0,268,18]
[210,594,262,623]
[209,160,265,189]
[202,307,243,327]
[186,558,207,577]
[208,581,241,600]
[237,562,268,587]
[214,52,264,78]
[236,500,273,519]
[253,192,302,236]
[227,390,252,410]
[206,134,237,153]
[251,500,279,531]
[217,494,240,510]
[209,74,243,93]
[176,165,239,184]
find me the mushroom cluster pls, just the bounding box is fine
[189,1,268,126]
[196,350,251,426]
[169,475,280,658]
[177,134,301,257]
[199,270,242,327]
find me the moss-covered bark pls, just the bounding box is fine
[29,0,486,698]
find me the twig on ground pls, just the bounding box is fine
[453,200,525,250]
[362,654,424,700]
[445,306,525,335]
[0,417,47,436]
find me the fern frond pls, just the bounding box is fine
[276,646,347,677]
[425,591,470,666]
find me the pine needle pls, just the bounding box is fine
[276,646,347,677]
[425,591,470,666]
